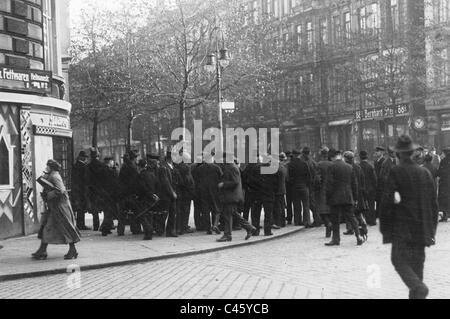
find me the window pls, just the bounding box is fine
[0,137,10,186]
[360,3,380,33]
[282,0,290,16]
[344,12,351,39]
[53,137,73,189]
[252,1,258,23]
[306,21,313,51]
[390,0,399,31]
[296,24,302,48]
[319,17,328,45]
[333,15,341,43]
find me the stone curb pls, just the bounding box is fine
[0,226,305,282]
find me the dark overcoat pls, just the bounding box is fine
[219,163,244,205]
[352,163,369,212]
[288,158,312,189]
[437,157,450,212]
[380,159,438,246]
[326,159,357,207]
[191,162,223,212]
[315,160,333,215]
[71,160,90,210]
[360,160,377,201]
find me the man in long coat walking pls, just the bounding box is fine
[359,151,377,226]
[325,149,364,246]
[71,151,90,230]
[288,150,312,227]
[380,135,438,299]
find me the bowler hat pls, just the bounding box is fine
[78,151,88,159]
[302,147,311,155]
[292,149,301,156]
[359,151,369,160]
[375,146,385,152]
[394,135,419,153]
[320,147,330,156]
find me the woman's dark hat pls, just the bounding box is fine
[394,135,419,153]
[46,159,61,171]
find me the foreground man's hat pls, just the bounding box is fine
[375,146,385,152]
[394,135,419,153]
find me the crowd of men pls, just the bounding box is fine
[70,141,449,246]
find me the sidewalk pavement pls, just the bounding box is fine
[0,224,304,282]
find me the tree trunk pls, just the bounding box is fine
[179,100,186,142]
[92,113,99,148]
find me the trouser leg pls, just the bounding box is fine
[330,206,341,243]
[193,198,203,231]
[286,186,293,223]
[391,241,426,294]
[251,200,263,232]
[222,204,234,238]
[165,200,177,235]
[262,201,274,234]
[300,188,311,226]
[243,191,252,221]
[366,198,376,225]
[343,206,361,237]
[273,195,284,227]
[292,190,303,226]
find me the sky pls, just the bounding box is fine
[70,0,126,27]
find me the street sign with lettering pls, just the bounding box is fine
[0,65,52,94]
[355,104,410,121]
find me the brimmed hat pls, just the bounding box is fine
[46,159,61,172]
[292,149,301,156]
[360,151,369,160]
[78,151,88,159]
[302,147,311,155]
[129,150,139,159]
[375,146,385,152]
[394,135,419,153]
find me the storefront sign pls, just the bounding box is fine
[0,65,52,94]
[30,113,70,130]
[442,114,450,132]
[355,104,410,121]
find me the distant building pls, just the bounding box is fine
[0,0,72,239]
[233,0,428,154]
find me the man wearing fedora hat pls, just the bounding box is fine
[437,146,450,223]
[380,135,438,299]
[71,151,90,230]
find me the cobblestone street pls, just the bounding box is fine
[1,223,449,299]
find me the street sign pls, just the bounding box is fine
[0,65,52,95]
[220,101,235,111]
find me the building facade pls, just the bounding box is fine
[234,0,429,154]
[0,0,72,239]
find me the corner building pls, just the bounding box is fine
[0,0,72,239]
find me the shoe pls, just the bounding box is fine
[343,230,354,236]
[206,229,213,235]
[101,230,112,237]
[64,250,78,260]
[0,245,3,250]
[184,228,195,234]
[32,250,48,260]
[410,284,429,299]
[245,227,256,240]
[359,228,368,241]
[252,229,260,237]
[264,232,274,236]
[166,233,178,238]
[212,226,221,235]
[143,236,153,241]
[325,241,340,246]
[216,236,232,242]
[272,225,281,230]
[357,236,364,246]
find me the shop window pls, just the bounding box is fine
[0,136,11,187]
[52,137,73,190]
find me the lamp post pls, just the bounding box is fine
[205,43,230,154]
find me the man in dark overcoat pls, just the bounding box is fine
[285,151,294,224]
[136,159,159,240]
[249,157,278,236]
[159,152,179,237]
[380,135,438,299]
[301,147,321,227]
[374,146,385,219]
[191,155,205,231]
[71,151,90,230]
[288,149,312,227]
[175,160,196,235]
[86,148,108,231]
[437,147,450,222]
[359,151,377,226]
[118,150,141,236]
[192,153,223,234]
[216,154,256,242]
[325,149,364,246]
[316,147,333,238]
[99,156,120,236]
[273,153,288,228]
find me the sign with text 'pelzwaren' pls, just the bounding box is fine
[0,65,52,94]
